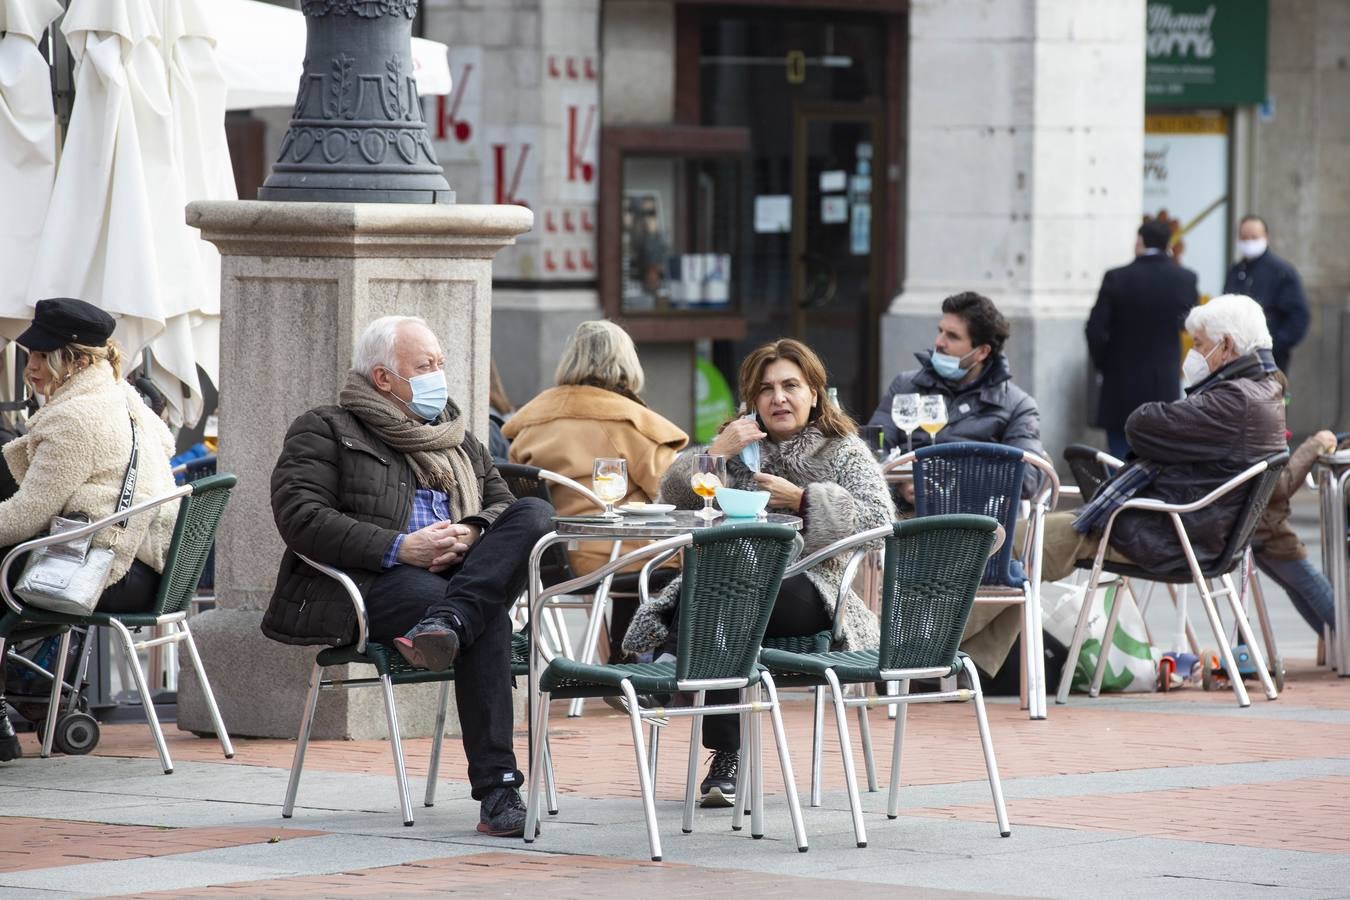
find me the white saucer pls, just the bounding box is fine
[618,502,676,516]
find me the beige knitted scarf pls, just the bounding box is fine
[338,371,481,521]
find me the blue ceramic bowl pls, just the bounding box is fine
[714,486,770,518]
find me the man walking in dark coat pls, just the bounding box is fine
[1223,214,1309,373]
[265,315,553,839]
[1086,219,1198,459]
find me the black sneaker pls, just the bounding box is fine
[0,705,21,763]
[477,786,536,837]
[394,617,460,672]
[699,750,737,808]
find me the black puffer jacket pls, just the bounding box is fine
[1110,353,1286,573]
[263,404,514,646]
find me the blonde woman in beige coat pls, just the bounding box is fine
[0,298,178,762]
[503,321,687,661]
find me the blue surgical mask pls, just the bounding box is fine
[390,369,449,421]
[739,411,761,472]
[930,348,976,382]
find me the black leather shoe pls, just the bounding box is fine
[0,703,22,763]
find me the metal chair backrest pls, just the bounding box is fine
[674,523,798,683]
[1063,443,1113,502]
[1208,450,1290,577]
[877,514,999,671]
[495,462,573,585]
[912,441,1025,586]
[152,473,236,616]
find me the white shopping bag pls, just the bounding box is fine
[1041,579,1159,693]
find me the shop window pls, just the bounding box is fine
[600,126,750,341]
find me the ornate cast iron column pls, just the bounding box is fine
[258,0,453,203]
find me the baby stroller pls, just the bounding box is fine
[3,625,101,754]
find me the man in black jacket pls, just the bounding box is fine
[265,316,552,838]
[1086,219,1198,459]
[1223,215,1309,373]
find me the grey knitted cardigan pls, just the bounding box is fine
[622,426,895,655]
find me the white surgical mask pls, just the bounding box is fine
[1181,345,1219,387]
[1237,238,1268,260]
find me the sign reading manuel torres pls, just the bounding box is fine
[1146,0,1268,107]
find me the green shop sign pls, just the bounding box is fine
[1146,0,1268,107]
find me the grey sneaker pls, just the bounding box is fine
[394,617,460,671]
[699,749,737,807]
[477,786,536,837]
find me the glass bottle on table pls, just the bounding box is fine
[592,457,628,518]
[917,395,948,443]
[890,392,921,453]
[691,453,727,521]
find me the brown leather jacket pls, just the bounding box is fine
[263,403,513,646]
[1111,353,1286,573]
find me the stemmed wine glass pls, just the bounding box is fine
[690,453,727,521]
[917,395,948,443]
[592,457,628,518]
[891,392,921,453]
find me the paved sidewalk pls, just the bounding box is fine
[1,656,1348,898]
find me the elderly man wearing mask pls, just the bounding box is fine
[1028,294,1287,581]
[265,315,553,839]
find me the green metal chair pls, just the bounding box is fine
[0,474,238,773]
[280,555,554,827]
[759,514,1009,848]
[523,522,808,861]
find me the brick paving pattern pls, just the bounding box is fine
[0,818,323,873]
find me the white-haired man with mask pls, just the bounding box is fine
[1025,294,1287,580]
[265,316,553,838]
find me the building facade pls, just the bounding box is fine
[235,0,1350,459]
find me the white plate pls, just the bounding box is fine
[618,502,676,516]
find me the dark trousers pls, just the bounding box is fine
[662,574,831,753]
[364,497,553,800]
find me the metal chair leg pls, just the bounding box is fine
[886,677,909,819]
[524,689,552,842]
[732,700,749,831]
[824,670,867,847]
[1089,580,1125,697]
[762,674,808,853]
[379,673,414,826]
[966,664,1010,837]
[809,686,825,806]
[108,619,173,774]
[750,683,765,840]
[424,680,452,807]
[855,690,877,792]
[682,690,706,834]
[1026,583,1048,719]
[178,622,234,759]
[41,630,72,758]
[1219,573,1278,700]
[1247,568,1281,687]
[543,732,559,815]
[282,661,323,819]
[621,680,663,861]
[1188,569,1251,707]
[1057,556,1107,703]
[647,721,661,775]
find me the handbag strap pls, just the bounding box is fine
[114,407,140,530]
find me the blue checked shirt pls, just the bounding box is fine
[382,487,452,568]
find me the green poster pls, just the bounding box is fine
[1145,0,1268,107]
[694,358,735,443]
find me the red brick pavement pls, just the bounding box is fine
[911,776,1350,854]
[124,850,993,898]
[0,818,323,873]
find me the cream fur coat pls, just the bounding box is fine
[0,360,178,584]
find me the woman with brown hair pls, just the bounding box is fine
[624,338,894,807]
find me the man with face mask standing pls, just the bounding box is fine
[866,291,1045,495]
[1223,215,1309,373]
[265,315,553,839]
